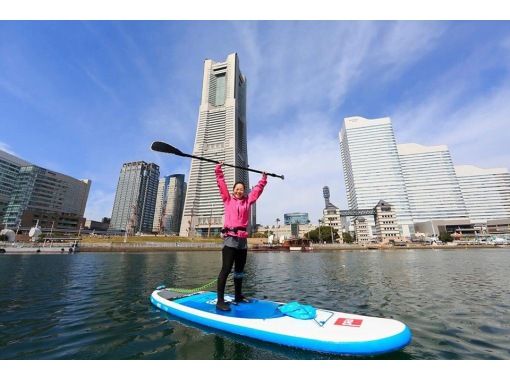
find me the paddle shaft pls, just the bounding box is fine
[183,152,284,179]
[150,141,284,179]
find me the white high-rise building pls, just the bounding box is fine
[454,165,510,223]
[398,143,468,222]
[180,53,249,237]
[340,116,414,237]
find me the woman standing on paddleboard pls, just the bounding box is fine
[215,162,268,311]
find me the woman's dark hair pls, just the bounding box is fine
[232,182,246,191]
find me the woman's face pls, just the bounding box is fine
[233,183,245,199]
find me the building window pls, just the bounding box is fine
[215,73,226,106]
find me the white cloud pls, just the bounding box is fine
[376,22,446,76]
[241,22,376,116]
[140,96,197,149]
[392,83,466,143]
[232,21,263,97]
[238,21,447,120]
[0,76,35,107]
[248,112,346,225]
[328,22,378,107]
[81,65,122,105]
[0,141,16,155]
[392,75,510,172]
[433,86,510,169]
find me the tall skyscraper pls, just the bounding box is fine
[340,116,414,236]
[2,157,91,230]
[153,174,186,234]
[454,165,510,223]
[109,161,159,233]
[398,143,468,222]
[180,53,249,237]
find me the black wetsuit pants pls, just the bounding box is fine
[217,246,247,302]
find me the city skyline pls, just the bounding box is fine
[1,21,510,225]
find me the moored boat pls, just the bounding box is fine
[282,238,313,252]
[1,240,80,254]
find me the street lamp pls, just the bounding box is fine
[318,219,322,244]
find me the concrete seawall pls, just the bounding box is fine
[81,242,223,252]
[80,242,507,252]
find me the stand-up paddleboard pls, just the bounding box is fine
[150,288,412,356]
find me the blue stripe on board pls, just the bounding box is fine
[174,291,285,319]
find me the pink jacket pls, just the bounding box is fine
[215,164,267,238]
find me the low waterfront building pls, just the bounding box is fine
[353,217,370,245]
[322,208,343,237]
[413,218,474,237]
[374,200,401,243]
[84,219,110,231]
[255,223,315,241]
[322,186,344,236]
[487,218,510,236]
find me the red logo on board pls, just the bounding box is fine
[335,318,363,327]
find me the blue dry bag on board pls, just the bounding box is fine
[278,301,317,320]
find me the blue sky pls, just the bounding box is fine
[1,21,510,225]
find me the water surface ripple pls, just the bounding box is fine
[1,249,509,359]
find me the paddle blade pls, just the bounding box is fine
[151,141,185,156]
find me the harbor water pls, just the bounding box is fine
[1,249,509,359]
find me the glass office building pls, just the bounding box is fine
[284,212,310,225]
[2,163,91,230]
[110,161,159,233]
[153,174,186,234]
[0,150,30,223]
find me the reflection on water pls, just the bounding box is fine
[0,249,509,359]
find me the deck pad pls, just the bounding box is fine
[174,291,285,319]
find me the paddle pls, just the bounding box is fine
[151,141,285,180]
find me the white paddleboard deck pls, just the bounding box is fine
[150,289,412,356]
